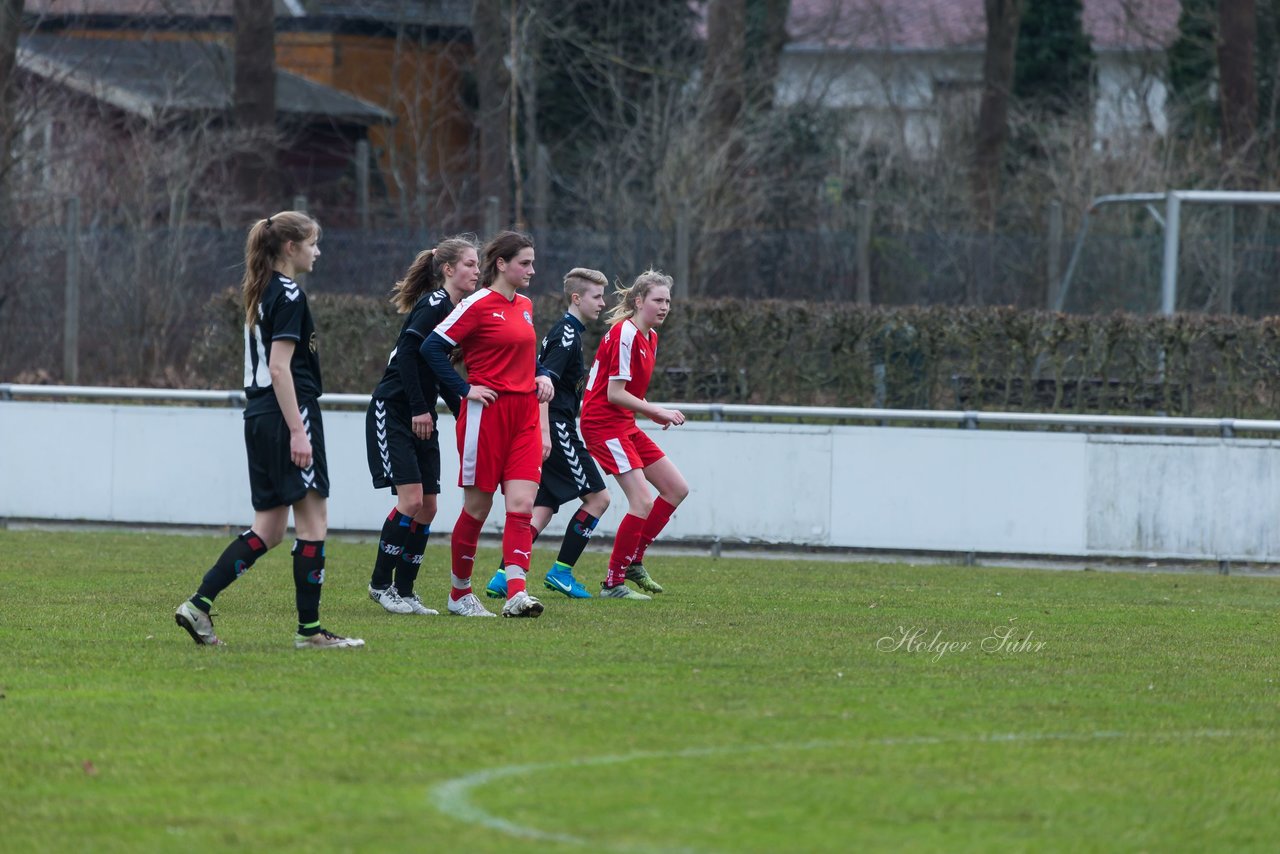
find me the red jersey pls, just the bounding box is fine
[434,288,539,394]
[580,319,658,436]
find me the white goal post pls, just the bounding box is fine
[1056,189,1280,314]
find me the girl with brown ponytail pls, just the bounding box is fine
[174,211,364,650]
[364,236,480,616]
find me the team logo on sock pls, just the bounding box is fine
[573,522,593,538]
[234,559,249,577]
[308,569,325,584]
[381,542,403,556]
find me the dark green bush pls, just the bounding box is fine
[188,288,1280,417]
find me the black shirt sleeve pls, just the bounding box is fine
[397,330,431,416]
[423,332,469,398]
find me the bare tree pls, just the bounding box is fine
[0,0,23,221]
[704,0,746,143]
[233,0,277,205]
[1218,0,1258,175]
[973,0,1022,228]
[472,0,511,226]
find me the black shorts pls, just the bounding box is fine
[244,401,330,511]
[366,397,442,494]
[536,419,607,511]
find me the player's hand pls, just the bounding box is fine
[466,385,497,406]
[654,407,685,430]
[534,375,554,403]
[289,428,313,469]
[542,429,552,460]
[411,413,434,441]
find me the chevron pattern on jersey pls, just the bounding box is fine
[556,422,589,489]
[375,400,391,479]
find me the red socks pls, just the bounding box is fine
[607,513,647,587]
[634,497,677,564]
[502,511,533,596]
[450,510,485,600]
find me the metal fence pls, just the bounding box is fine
[6,206,1280,385]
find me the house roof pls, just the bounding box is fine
[18,34,394,125]
[787,0,1183,53]
[24,0,470,27]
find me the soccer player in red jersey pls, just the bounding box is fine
[421,231,555,618]
[580,270,689,599]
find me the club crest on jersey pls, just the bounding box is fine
[523,310,532,325]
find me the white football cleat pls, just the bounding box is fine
[501,590,544,618]
[294,629,365,649]
[175,601,224,646]
[447,592,497,617]
[369,584,414,614]
[402,592,439,615]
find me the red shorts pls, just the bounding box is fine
[583,425,665,476]
[455,393,542,492]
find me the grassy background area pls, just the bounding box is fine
[1,529,1277,852]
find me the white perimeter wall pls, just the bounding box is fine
[2,401,1277,562]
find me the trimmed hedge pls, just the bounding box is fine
[188,289,1280,417]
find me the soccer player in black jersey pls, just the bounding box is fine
[174,211,363,650]
[364,237,478,615]
[483,267,611,600]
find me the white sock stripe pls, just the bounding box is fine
[506,566,527,582]
[451,575,472,590]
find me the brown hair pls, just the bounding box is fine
[389,235,479,313]
[563,267,607,298]
[604,268,673,324]
[479,230,534,288]
[241,211,320,326]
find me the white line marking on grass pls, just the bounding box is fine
[429,729,1262,851]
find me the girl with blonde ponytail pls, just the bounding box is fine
[579,269,690,599]
[175,211,364,650]
[363,236,480,615]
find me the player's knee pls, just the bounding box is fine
[585,489,610,516]
[666,481,690,504]
[506,495,535,515]
[399,494,424,518]
[631,497,654,518]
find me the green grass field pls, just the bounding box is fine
[1,528,1278,852]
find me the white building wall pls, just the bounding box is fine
[3,400,1275,562]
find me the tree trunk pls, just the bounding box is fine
[1218,0,1258,174]
[704,0,746,141]
[745,0,790,114]
[233,0,277,206]
[0,0,23,217]
[472,0,511,229]
[972,0,1022,229]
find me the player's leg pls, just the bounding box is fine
[291,491,363,649]
[394,488,438,615]
[366,400,419,613]
[446,486,496,616]
[499,478,544,618]
[544,488,608,599]
[600,468,654,600]
[175,414,288,646]
[626,450,688,594]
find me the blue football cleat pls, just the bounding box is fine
[544,569,592,599]
[484,569,507,599]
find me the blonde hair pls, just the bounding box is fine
[604,269,673,325]
[563,267,607,298]
[241,211,320,326]
[389,235,479,313]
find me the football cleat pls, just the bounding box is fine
[175,601,224,646]
[501,590,545,618]
[544,569,592,599]
[599,583,651,600]
[484,569,508,599]
[401,592,439,615]
[369,584,414,614]
[625,563,664,594]
[448,592,497,617]
[294,629,365,649]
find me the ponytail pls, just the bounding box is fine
[241,210,319,326]
[390,236,479,313]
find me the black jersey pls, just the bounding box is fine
[243,272,323,418]
[371,287,460,416]
[541,312,587,421]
